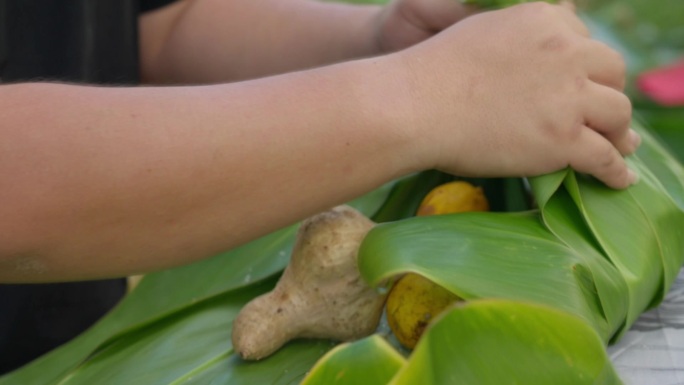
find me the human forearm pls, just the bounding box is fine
[0,59,416,282]
[0,3,638,283]
[140,0,382,84]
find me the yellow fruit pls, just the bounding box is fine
[385,181,487,349]
[416,181,489,216]
[386,273,461,349]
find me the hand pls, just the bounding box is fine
[385,2,638,188]
[376,0,477,52]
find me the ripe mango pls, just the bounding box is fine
[416,181,489,216]
[386,273,461,349]
[386,181,489,350]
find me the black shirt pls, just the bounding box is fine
[0,0,176,374]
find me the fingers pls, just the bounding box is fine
[552,2,626,93]
[582,82,637,155]
[578,80,639,189]
[583,40,627,90]
[570,127,638,189]
[557,3,636,189]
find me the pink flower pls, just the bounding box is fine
[637,60,684,106]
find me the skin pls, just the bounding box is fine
[138,0,476,83]
[0,1,637,282]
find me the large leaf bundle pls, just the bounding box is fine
[337,122,684,383]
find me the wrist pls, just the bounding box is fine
[347,54,434,177]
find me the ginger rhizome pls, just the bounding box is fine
[232,205,386,360]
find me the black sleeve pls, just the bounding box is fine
[0,0,141,84]
[140,0,179,13]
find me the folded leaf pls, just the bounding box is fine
[358,119,684,382]
[390,300,622,385]
[301,335,406,385]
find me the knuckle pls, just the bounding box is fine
[610,164,630,188]
[595,142,618,170]
[565,121,584,141]
[558,34,582,58]
[616,93,633,125]
[553,119,583,142]
[613,51,627,78]
[539,34,571,52]
[574,75,587,91]
[609,49,627,85]
[598,44,627,88]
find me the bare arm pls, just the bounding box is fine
[0,3,637,283]
[139,0,383,83]
[0,58,415,282]
[139,0,475,84]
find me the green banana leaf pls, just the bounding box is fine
[302,335,405,385]
[49,277,335,385]
[346,119,684,383]
[303,301,624,385]
[391,300,621,385]
[635,108,684,164]
[360,210,614,337]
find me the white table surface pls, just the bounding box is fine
[609,268,684,385]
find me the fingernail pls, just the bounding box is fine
[628,168,640,185]
[629,130,642,149]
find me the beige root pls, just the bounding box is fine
[231,205,385,360]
